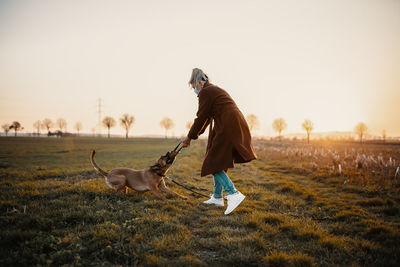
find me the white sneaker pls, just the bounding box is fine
[224,191,245,215]
[203,195,224,206]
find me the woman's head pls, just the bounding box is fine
[188,68,209,90]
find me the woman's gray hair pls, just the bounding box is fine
[188,68,209,88]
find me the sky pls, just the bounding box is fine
[0,0,399,137]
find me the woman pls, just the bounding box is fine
[182,68,257,215]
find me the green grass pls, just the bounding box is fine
[1,137,399,266]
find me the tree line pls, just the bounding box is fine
[1,115,180,139]
[245,114,378,144]
[1,114,382,143]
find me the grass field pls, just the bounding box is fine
[1,137,399,266]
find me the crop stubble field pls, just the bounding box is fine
[0,137,399,266]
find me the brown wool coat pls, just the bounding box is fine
[188,81,257,176]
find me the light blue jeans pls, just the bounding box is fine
[213,171,237,198]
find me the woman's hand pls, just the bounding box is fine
[182,136,192,147]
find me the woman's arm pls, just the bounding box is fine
[187,89,214,140]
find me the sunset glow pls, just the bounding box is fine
[0,0,399,137]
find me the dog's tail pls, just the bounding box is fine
[90,150,108,177]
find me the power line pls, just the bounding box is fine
[97,98,102,136]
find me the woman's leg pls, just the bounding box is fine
[213,174,223,198]
[214,171,237,195]
[203,174,224,206]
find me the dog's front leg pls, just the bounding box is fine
[149,187,168,201]
[159,179,187,200]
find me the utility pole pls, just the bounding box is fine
[97,98,102,136]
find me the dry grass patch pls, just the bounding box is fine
[334,209,367,223]
[151,229,193,256]
[176,255,204,266]
[364,224,400,247]
[381,206,400,216]
[319,235,350,251]
[263,213,285,226]
[263,251,314,267]
[356,197,385,207]
[276,181,309,197]
[279,219,325,242]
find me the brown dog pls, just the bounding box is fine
[90,144,187,200]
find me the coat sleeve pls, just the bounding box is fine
[198,118,211,135]
[188,90,214,140]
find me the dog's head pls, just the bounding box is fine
[150,143,183,174]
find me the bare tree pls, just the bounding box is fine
[74,122,83,136]
[272,118,287,141]
[9,121,23,137]
[2,124,10,136]
[91,127,96,137]
[382,129,386,143]
[56,118,67,133]
[102,116,116,138]
[246,114,259,132]
[120,114,135,139]
[186,121,193,131]
[301,119,314,144]
[33,120,41,136]
[354,122,368,144]
[160,117,174,138]
[41,118,53,135]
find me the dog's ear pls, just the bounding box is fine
[150,163,161,171]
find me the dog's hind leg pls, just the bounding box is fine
[158,179,187,200]
[106,174,126,194]
[117,186,127,195]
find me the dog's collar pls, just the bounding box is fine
[150,167,166,177]
[155,171,165,177]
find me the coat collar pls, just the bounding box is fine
[198,80,212,97]
[203,80,211,89]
